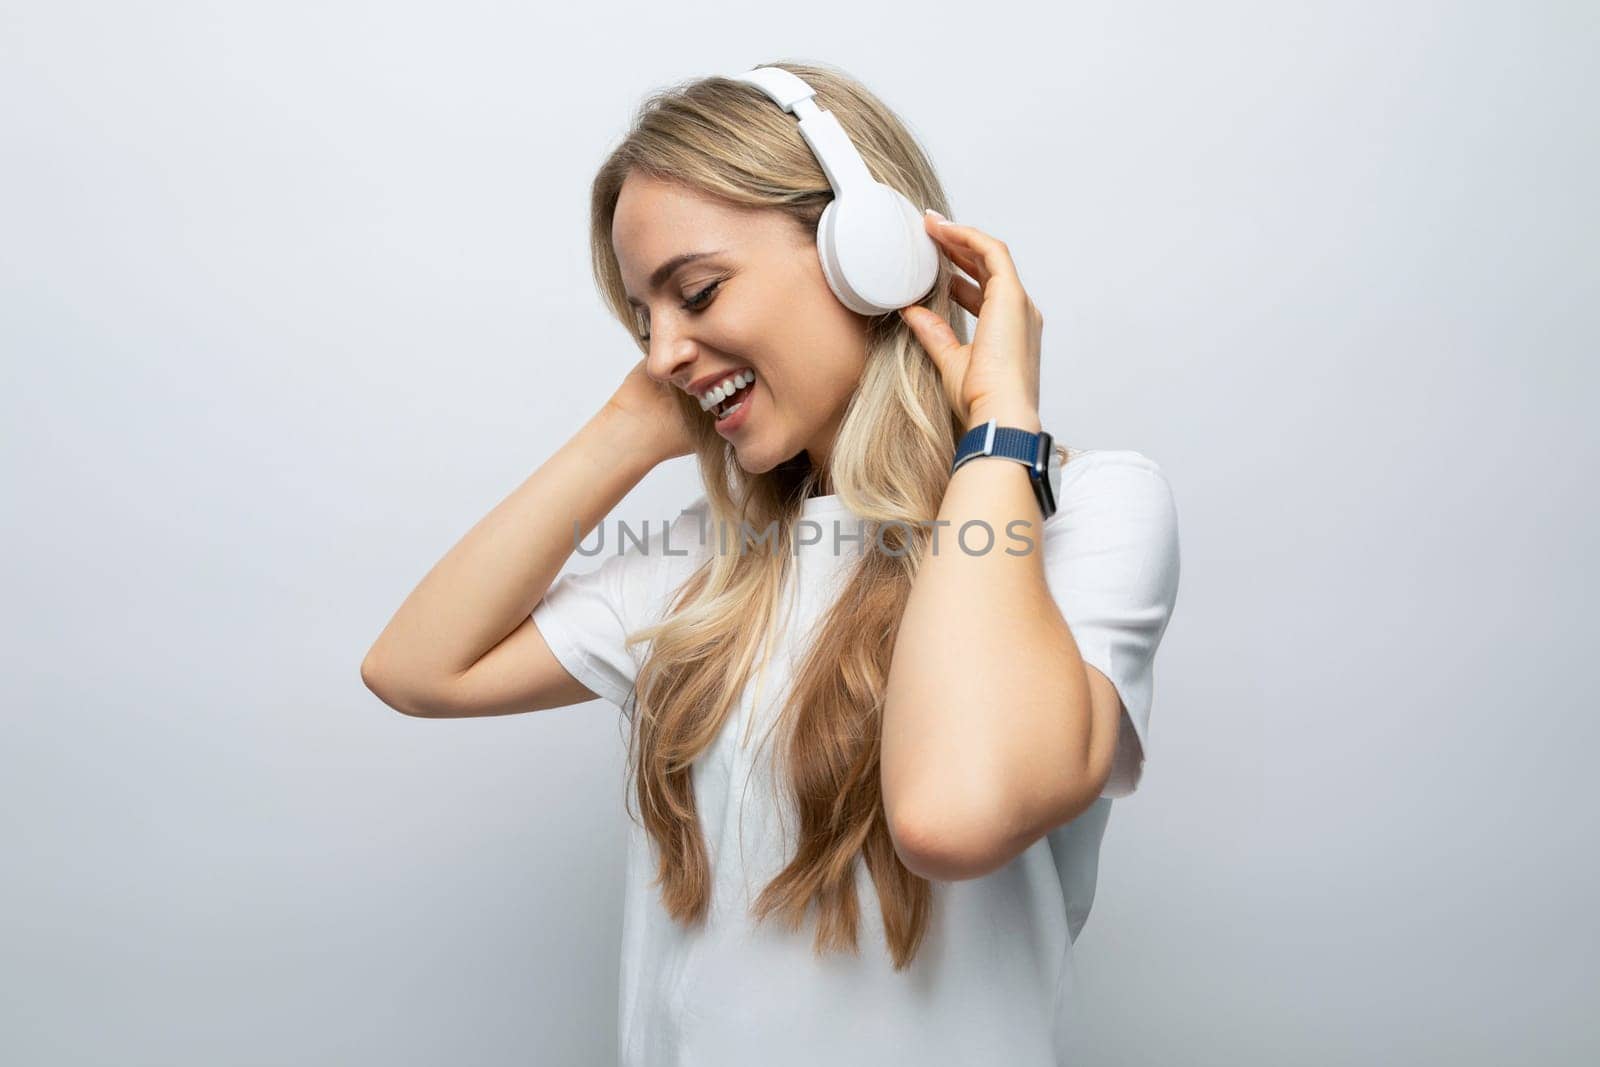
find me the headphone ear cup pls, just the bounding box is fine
[816,200,851,311]
[815,185,940,315]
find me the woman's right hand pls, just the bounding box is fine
[602,357,697,464]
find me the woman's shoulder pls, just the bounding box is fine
[659,492,713,557]
[1058,443,1166,479]
[1048,444,1178,529]
[679,491,712,520]
[599,492,713,578]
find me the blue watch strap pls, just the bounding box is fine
[951,418,1060,519]
[952,420,1042,474]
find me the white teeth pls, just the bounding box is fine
[699,369,754,411]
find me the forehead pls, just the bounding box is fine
[611,172,798,293]
[612,173,743,249]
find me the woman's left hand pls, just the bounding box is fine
[897,210,1044,432]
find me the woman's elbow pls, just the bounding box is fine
[361,647,440,717]
[887,799,1018,882]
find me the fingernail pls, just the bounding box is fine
[924,208,950,225]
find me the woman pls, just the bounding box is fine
[362,59,1181,1066]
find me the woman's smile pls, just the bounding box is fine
[714,378,756,436]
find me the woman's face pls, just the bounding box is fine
[613,171,871,480]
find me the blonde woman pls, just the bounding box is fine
[362,59,1181,1067]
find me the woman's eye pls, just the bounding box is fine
[636,280,721,342]
[682,280,721,310]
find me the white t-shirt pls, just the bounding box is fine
[531,447,1181,1066]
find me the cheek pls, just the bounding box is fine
[720,276,866,420]
[762,354,858,430]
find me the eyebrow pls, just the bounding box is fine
[624,250,727,308]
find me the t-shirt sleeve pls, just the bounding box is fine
[530,500,707,716]
[1041,451,1182,798]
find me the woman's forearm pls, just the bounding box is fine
[881,408,1095,878]
[361,403,663,695]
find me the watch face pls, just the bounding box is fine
[1033,431,1062,518]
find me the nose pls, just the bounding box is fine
[644,322,697,388]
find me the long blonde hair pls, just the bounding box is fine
[589,59,968,970]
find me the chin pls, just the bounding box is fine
[732,447,781,475]
[727,434,794,476]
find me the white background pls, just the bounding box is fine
[2,2,1594,1063]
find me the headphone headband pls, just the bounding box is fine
[722,66,939,315]
[727,68,875,200]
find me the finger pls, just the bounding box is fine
[948,272,982,315]
[927,217,1019,289]
[897,305,965,380]
[924,216,989,286]
[941,242,990,289]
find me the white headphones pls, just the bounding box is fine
[725,66,940,317]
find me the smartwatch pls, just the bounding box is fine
[951,419,1064,520]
